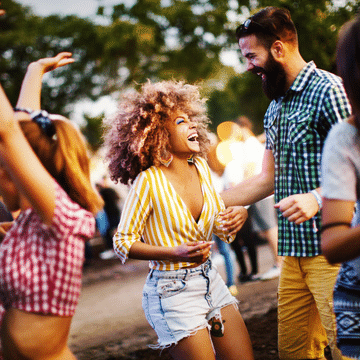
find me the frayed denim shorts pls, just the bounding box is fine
[142,258,238,349]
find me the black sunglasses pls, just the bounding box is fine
[236,18,279,40]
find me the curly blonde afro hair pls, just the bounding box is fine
[103,80,211,184]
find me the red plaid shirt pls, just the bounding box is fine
[0,181,95,319]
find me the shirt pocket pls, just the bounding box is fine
[286,109,320,190]
[287,109,314,145]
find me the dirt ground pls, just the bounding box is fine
[76,309,278,360]
[74,249,279,360]
[74,308,278,360]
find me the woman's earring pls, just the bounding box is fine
[160,153,173,167]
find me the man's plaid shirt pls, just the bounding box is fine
[264,61,351,257]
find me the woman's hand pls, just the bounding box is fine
[172,241,213,264]
[31,52,75,74]
[217,206,248,236]
[16,52,75,116]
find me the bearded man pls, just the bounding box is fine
[221,7,351,360]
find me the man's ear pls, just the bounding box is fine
[270,40,285,60]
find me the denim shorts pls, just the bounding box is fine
[142,259,238,349]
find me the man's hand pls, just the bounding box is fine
[275,193,319,224]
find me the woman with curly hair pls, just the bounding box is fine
[104,80,254,360]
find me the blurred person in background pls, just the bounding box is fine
[96,177,121,260]
[236,116,281,281]
[216,121,261,283]
[207,133,238,296]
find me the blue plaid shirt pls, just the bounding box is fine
[264,61,351,257]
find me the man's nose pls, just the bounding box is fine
[246,60,255,72]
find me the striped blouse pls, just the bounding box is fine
[113,157,234,270]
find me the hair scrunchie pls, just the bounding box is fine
[14,108,56,139]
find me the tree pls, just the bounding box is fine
[0,0,107,115]
[207,71,270,134]
[81,112,105,152]
[97,0,236,86]
[1,0,357,143]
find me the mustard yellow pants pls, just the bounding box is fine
[278,255,343,360]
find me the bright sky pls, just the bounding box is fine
[16,0,138,21]
[17,0,101,18]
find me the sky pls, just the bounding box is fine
[17,0,103,18]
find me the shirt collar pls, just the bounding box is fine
[289,61,316,93]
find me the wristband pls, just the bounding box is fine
[310,189,322,210]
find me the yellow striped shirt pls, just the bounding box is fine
[113,157,234,270]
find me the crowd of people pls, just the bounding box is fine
[0,3,359,360]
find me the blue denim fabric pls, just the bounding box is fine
[213,234,235,287]
[142,259,238,349]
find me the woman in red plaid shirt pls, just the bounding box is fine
[0,52,103,359]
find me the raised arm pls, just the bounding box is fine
[16,52,74,113]
[0,53,74,225]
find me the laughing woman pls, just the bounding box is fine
[103,80,254,360]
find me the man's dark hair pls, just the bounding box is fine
[236,7,298,49]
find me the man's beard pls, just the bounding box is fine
[252,53,287,100]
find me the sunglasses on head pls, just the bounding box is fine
[236,18,279,40]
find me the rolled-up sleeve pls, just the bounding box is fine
[113,173,152,263]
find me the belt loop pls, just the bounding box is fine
[183,269,189,281]
[149,268,154,279]
[201,262,206,276]
[203,258,211,275]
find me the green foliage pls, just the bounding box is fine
[0,0,358,144]
[99,0,235,84]
[0,0,108,115]
[207,72,270,134]
[81,112,105,152]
